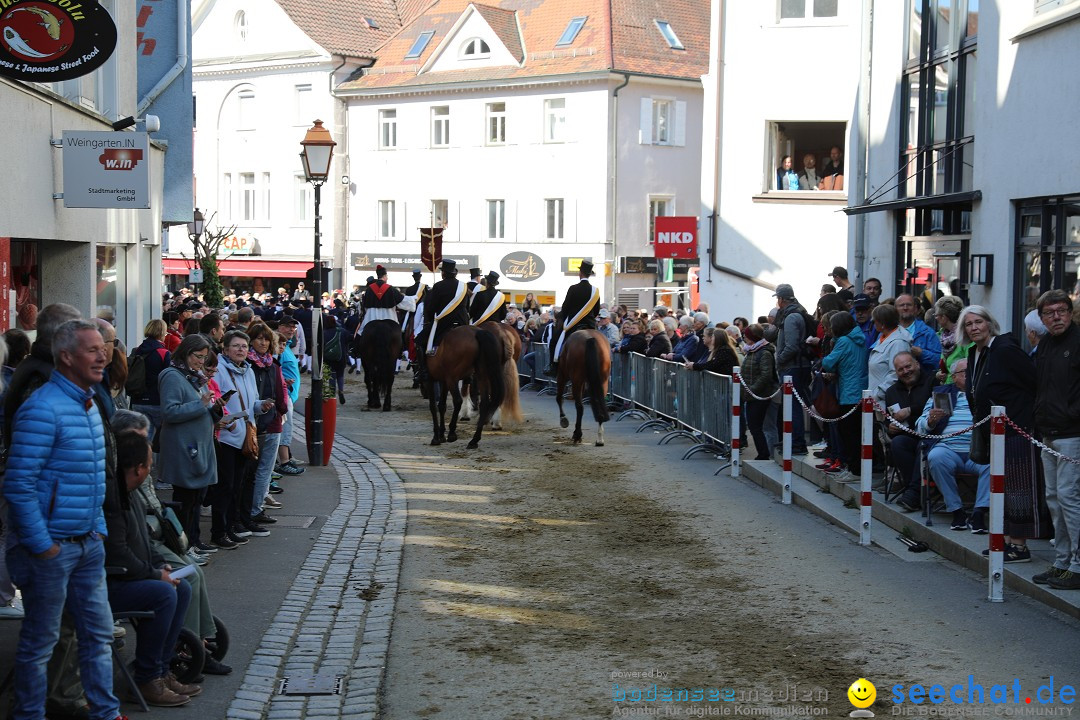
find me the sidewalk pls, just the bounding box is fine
[735,451,1080,619]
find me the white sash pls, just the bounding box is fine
[470,292,505,326]
[359,307,398,333]
[426,280,467,354]
[553,286,600,360]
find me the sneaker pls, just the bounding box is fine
[286,459,306,473]
[231,524,252,538]
[1047,570,1080,589]
[813,449,830,459]
[968,508,988,534]
[338,390,346,405]
[195,542,219,554]
[822,460,845,474]
[982,543,1031,563]
[815,459,836,470]
[251,511,277,525]
[263,495,283,509]
[895,496,920,513]
[1033,565,1069,585]
[269,481,284,495]
[165,673,201,697]
[137,677,189,707]
[271,470,283,480]
[278,461,304,476]
[0,597,24,619]
[950,509,968,531]
[225,531,249,546]
[202,657,233,675]
[212,535,238,550]
[201,506,212,518]
[243,521,270,537]
[186,549,208,566]
[113,621,126,639]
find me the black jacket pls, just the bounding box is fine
[967,334,1036,435]
[646,334,672,358]
[3,340,53,449]
[469,287,507,323]
[361,280,404,311]
[424,276,469,332]
[557,280,599,333]
[105,485,165,583]
[1035,323,1080,438]
[884,371,936,429]
[131,338,171,405]
[693,346,738,377]
[616,335,648,355]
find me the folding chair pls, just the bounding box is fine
[875,421,907,502]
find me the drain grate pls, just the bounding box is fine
[278,673,342,696]
[269,515,317,528]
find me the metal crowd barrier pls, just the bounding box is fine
[519,342,557,395]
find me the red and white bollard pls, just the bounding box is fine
[782,375,792,505]
[988,405,1006,603]
[860,390,874,546]
[731,366,742,478]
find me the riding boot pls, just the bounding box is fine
[416,352,430,384]
[543,360,558,377]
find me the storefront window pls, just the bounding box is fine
[1014,196,1080,336]
[12,241,40,336]
[96,244,125,337]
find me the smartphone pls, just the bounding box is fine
[221,389,237,402]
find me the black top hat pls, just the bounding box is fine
[578,260,595,277]
[485,271,500,287]
[375,264,387,277]
[412,268,424,277]
[366,276,375,284]
[439,259,457,273]
[469,267,481,279]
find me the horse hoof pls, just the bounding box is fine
[383,406,392,412]
[467,441,479,449]
[447,433,458,443]
[430,436,443,446]
[595,441,604,447]
[560,417,569,429]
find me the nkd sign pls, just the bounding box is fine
[653,216,697,260]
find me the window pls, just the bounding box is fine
[222,173,234,221]
[544,98,566,143]
[294,84,311,125]
[546,199,564,240]
[778,0,839,20]
[639,99,686,146]
[379,200,396,239]
[261,173,271,222]
[431,106,450,147]
[460,38,490,57]
[1014,196,1080,338]
[406,31,435,59]
[237,89,255,130]
[239,173,256,221]
[557,16,587,46]
[379,109,397,149]
[648,197,672,243]
[294,174,312,223]
[431,199,448,228]
[654,20,685,49]
[487,200,505,239]
[362,16,379,28]
[234,11,249,42]
[764,121,847,193]
[486,102,506,145]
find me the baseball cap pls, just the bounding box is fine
[852,293,873,308]
[829,266,848,279]
[772,284,795,300]
[279,316,299,326]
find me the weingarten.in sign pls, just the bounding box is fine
[62,131,150,208]
[0,0,117,82]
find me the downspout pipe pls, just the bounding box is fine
[137,0,189,116]
[610,71,631,303]
[853,0,874,285]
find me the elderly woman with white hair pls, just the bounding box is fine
[1023,309,1048,358]
[960,304,1047,558]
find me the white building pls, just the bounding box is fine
[698,0,862,321]
[856,0,1080,338]
[337,0,709,309]
[0,0,178,346]
[181,0,402,294]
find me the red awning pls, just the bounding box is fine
[162,259,313,278]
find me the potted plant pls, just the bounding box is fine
[304,363,338,465]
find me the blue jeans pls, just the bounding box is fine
[108,578,191,684]
[927,446,991,512]
[280,397,295,449]
[6,538,119,720]
[252,432,281,517]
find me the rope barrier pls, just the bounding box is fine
[737,373,782,402]
[1004,417,1080,466]
[789,385,862,423]
[872,399,992,440]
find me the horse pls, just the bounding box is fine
[461,321,523,428]
[426,325,506,448]
[556,329,611,446]
[352,319,402,411]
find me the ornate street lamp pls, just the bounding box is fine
[299,120,336,466]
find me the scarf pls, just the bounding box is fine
[940,327,958,356]
[248,349,276,369]
[171,358,207,392]
[744,338,768,354]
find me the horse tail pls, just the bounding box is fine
[585,336,610,424]
[475,330,505,424]
[501,348,523,424]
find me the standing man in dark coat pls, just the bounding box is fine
[544,260,600,376]
[469,271,507,325]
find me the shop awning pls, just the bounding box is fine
[842,190,981,216]
[162,258,313,278]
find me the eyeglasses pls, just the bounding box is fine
[190,353,209,362]
[228,344,249,351]
[109,338,120,347]
[953,369,967,375]
[1040,307,1071,319]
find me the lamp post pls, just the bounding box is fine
[187,207,205,286]
[299,120,336,466]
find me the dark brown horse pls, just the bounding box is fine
[426,325,506,448]
[353,320,402,411]
[556,329,611,445]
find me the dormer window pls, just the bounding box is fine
[654,20,684,50]
[460,37,490,58]
[557,16,587,46]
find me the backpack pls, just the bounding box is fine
[125,350,147,397]
[324,328,344,362]
[780,305,818,363]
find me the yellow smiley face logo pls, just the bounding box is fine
[848,678,876,709]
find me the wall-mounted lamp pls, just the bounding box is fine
[970,254,994,286]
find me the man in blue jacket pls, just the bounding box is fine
[4,319,122,720]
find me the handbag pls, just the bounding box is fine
[226,368,260,460]
[969,424,990,465]
[810,371,841,419]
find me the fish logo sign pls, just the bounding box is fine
[98,148,143,171]
[0,0,117,82]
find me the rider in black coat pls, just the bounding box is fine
[417,259,469,381]
[545,260,600,376]
[469,271,507,325]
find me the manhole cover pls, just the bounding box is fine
[270,515,317,528]
[278,673,342,696]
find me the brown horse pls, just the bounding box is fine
[556,329,611,445]
[426,325,506,448]
[462,321,523,428]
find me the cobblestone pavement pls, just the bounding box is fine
[224,434,405,720]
